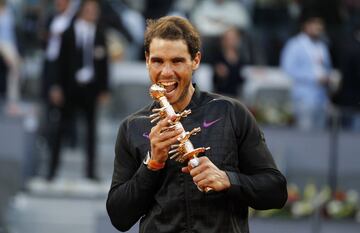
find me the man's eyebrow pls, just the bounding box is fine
[150,56,186,62]
[150,57,163,61]
[172,57,186,62]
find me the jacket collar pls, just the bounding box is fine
[186,83,202,110]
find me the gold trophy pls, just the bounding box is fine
[149,84,210,163]
[149,84,211,191]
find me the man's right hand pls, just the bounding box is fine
[149,115,183,164]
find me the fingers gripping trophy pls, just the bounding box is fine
[149,84,211,191]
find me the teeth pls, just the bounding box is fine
[159,81,176,86]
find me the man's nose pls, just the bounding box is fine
[161,63,175,77]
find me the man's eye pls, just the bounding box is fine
[173,59,183,64]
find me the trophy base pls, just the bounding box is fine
[176,147,210,163]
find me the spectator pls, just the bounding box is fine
[280,11,332,130]
[41,0,79,100]
[299,0,343,68]
[212,27,248,98]
[39,0,80,169]
[0,0,21,115]
[190,0,251,63]
[191,0,250,36]
[47,0,109,181]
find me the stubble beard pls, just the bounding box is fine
[171,81,192,111]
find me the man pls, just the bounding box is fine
[107,16,287,233]
[41,0,80,100]
[47,0,109,181]
[212,27,247,98]
[40,0,80,166]
[280,12,332,130]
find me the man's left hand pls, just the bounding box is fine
[181,156,231,192]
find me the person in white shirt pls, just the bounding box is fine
[280,11,332,130]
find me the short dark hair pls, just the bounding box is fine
[299,7,323,25]
[77,0,99,16]
[144,16,201,60]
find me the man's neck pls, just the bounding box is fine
[173,84,195,112]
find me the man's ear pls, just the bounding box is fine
[192,52,201,71]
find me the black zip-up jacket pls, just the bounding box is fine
[107,86,287,233]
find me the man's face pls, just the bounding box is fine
[146,38,201,111]
[80,1,99,23]
[222,28,241,49]
[304,18,324,39]
[55,0,69,13]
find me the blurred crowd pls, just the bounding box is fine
[1,0,360,181]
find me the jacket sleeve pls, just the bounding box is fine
[56,29,70,88]
[106,120,162,232]
[225,103,288,210]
